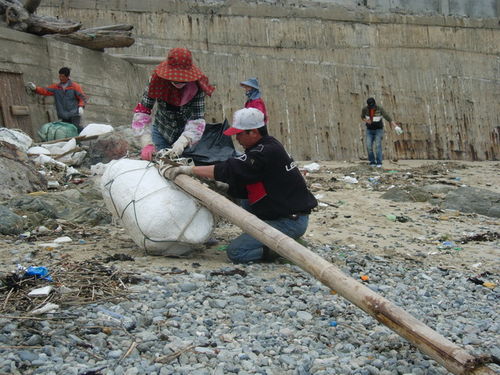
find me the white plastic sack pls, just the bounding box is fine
[80,123,114,137]
[27,146,51,155]
[0,128,32,152]
[101,159,214,256]
[40,138,87,166]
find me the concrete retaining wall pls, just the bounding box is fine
[3,0,499,160]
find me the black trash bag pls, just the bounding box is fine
[183,119,240,165]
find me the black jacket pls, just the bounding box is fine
[214,135,317,220]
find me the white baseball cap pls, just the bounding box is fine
[223,108,265,136]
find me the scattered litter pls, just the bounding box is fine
[79,123,114,137]
[460,231,499,244]
[329,321,338,327]
[482,282,496,289]
[24,266,53,282]
[28,285,53,297]
[396,215,411,223]
[360,275,369,282]
[438,241,462,251]
[342,176,358,184]
[53,236,72,244]
[385,214,397,221]
[103,253,135,263]
[47,180,60,189]
[210,268,247,277]
[302,162,320,172]
[30,302,59,315]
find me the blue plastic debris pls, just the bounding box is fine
[25,266,53,282]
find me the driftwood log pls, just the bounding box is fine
[0,0,80,34]
[0,0,134,49]
[46,24,135,51]
[167,173,497,375]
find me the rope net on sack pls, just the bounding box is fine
[101,159,214,256]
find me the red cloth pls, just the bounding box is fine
[147,73,214,106]
[245,98,268,124]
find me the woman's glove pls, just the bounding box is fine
[131,112,152,137]
[78,107,84,116]
[165,135,190,159]
[394,126,403,135]
[140,144,155,161]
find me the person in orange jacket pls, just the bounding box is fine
[27,67,88,133]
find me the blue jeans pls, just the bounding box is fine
[365,128,384,165]
[151,125,172,151]
[227,215,309,264]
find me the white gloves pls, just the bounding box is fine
[394,126,403,135]
[78,107,84,116]
[165,134,190,159]
[160,165,194,180]
[27,82,36,91]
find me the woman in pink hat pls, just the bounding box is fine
[131,47,215,160]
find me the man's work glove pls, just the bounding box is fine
[165,134,190,159]
[160,165,194,180]
[26,82,36,91]
[78,107,84,116]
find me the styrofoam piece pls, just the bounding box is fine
[30,303,59,315]
[303,162,321,172]
[27,146,51,155]
[80,123,114,137]
[53,236,72,243]
[28,286,53,297]
[101,159,214,256]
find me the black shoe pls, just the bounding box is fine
[261,246,282,263]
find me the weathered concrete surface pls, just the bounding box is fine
[2,1,499,160]
[0,26,150,136]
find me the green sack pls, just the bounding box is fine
[37,121,79,142]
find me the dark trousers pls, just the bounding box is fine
[62,115,82,133]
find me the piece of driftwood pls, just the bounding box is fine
[0,0,29,31]
[167,173,496,375]
[26,14,81,35]
[46,25,135,51]
[0,0,79,34]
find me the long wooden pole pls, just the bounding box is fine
[171,174,495,375]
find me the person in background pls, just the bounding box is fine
[132,47,215,160]
[240,77,268,123]
[161,108,317,264]
[361,97,402,168]
[27,67,87,133]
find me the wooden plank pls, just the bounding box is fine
[0,72,34,137]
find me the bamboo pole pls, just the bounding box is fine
[171,174,495,375]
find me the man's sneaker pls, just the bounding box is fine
[376,164,382,168]
[261,246,283,263]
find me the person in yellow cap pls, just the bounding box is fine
[161,108,317,264]
[131,47,215,160]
